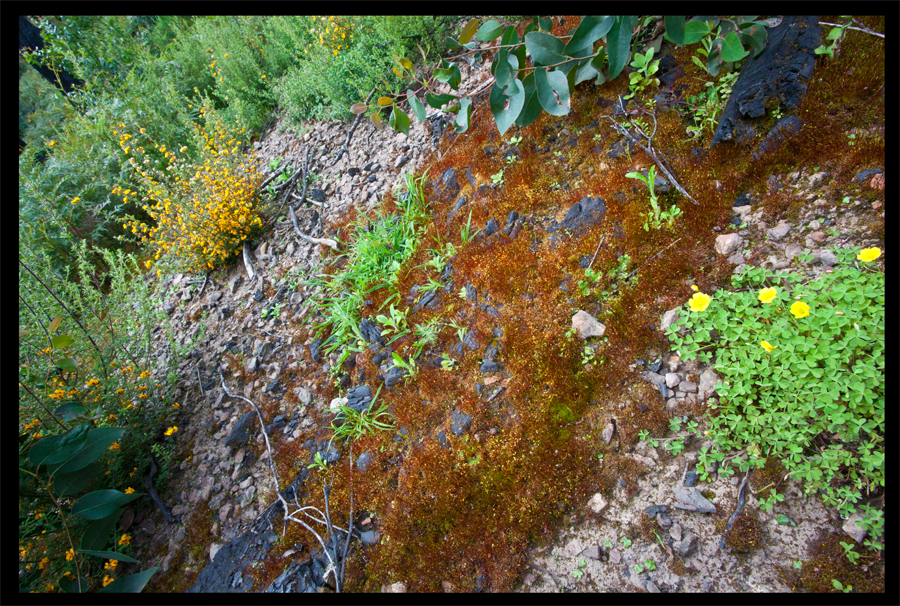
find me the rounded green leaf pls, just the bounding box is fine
[407,91,426,122]
[80,508,124,550]
[389,105,410,137]
[534,67,570,116]
[49,427,126,475]
[71,489,142,520]
[55,400,89,422]
[426,91,456,110]
[476,20,504,41]
[29,424,90,467]
[563,16,615,54]
[721,31,750,62]
[606,16,638,80]
[459,18,480,44]
[453,98,473,133]
[664,16,686,46]
[52,462,102,496]
[97,566,159,593]
[490,78,525,136]
[59,576,90,593]
[56,357,78,371]
[524,31,567,66]
[515,72,542,128]
[444,35,462,50]
[683,21,712,45]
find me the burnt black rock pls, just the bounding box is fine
[346,385,372,413]
[712,16,821,147]
[484,217,500,236]
[752,115,803,160]
[309,338,323,363]
[854,168,884,182]
[225,411,258,450]
[309,189,325,202]
[359,318,384,346]
[548,197,607,236]
[348,167,360,177]
[451,410,472,436]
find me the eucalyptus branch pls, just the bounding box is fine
[819,20,885,38]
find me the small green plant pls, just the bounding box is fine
[580,345,597,366]
[624,47,660,100]
[389,351,418,380]
[839,541,860,565]
[330,384,393,442]
[604,539,613,549]
[667,247,884,541]
[684,71,739,142]
[815,17,852,58]
[625,166,682,231]
[262,302,284,319]
[619,536,632,549]
[490,169,504,186]
[375,303,410,344]
[307,451,328,472]
[633,562,644,574]
[572,558,587,580]
[832,579,853,593]
[460,209,480,244]
[847,132,856,147]
[638,429,659,448]
[578,267,602,296]
[440,352,458,371]
[643,558,656,571]
[507,135,522,146]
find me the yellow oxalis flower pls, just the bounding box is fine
[758,287,777,303]
[761,340,777,352]
[688,292,712,312]
[857,247,881,262]
[790,301,811,318]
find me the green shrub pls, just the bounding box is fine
[18,239,179,592]
[667,247,884,546]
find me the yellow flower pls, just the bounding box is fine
[857,247,881,262]
[34,513,43,520]
[164,426,178,436]
[688,292,712,313]
[103,575,114,587]
[118,533,131,546]
[71,197,81,205]
[105,559,119,570]
[790,301,811,319]
[760,340,777,352]
[758,287,777,303]
[65,548,75,561]
[690,284,699,292]
[48,141,56,147]
[108,442,120,451]
[38,557,50,570]
[124,487,134,494]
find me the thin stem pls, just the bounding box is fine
[19,381,68,431]
[819,21,885,38]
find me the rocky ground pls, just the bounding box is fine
[121,28,885,594]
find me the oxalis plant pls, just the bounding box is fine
[666,247,884,555]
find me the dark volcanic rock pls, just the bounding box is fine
[225,411,257,450]
[712,16,821,147]
[548,197,607,236]
[435,167,460,200]
[751,115,803,160]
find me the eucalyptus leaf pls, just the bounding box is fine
[476,20,504,42]
[524,31,567,66]
[97,566,160,593]
[406,91,426,122]
[606,16,638,80]
[490,78,525,136]
[534,67,570,116]
[71,489,142,520]
[563,16,615,54]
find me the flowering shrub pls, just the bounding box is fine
[667,247,884,552]
[118,100,263,275]
[307,15,355,56]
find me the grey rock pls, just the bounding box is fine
[669,523,683,542]
[451,410,472,436]
[356,451,373,472]
[665,373,681,388]
[679,380,697,393]
[644,371,667,387]
[785,243,803,259]
[359,530,378,545]
[674,486,717,513]
[244,356,259,374]
[672,532,699,557]
[660,308,681,331]
[645,579,661,593]
[842,513,869,543]
[656,511,672,529]
[608,549,622,564]
[583,544,601,560]
[697,369,720,400]
[207,290,223,304]
[727,252,746,265]
[225,411,258,450]
[601,422,615,444]
[572,310,606,340]
[588,493,609,514]
[767,221,792,241]
[715,233,744,256]
[820,250,838,266]
[295,387,312,406]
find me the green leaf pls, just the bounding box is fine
[490,78,525,136]
[444,36,462,50]
[683,20,712,45]
[453,98,472,133]
[71,489,142,520]
[426,92,456,110]
[29,424,91,467]
[52,462,102,496]
[514,72,542,127]
[78,549,140,564]
[534,67,570,116]
[606,16,638,80]
[57,357,79,371]
[493,49,516,92]
[80,508,124,551]
[97,566,159,593]
[55,400,89,422]
[48,427,126,475]
[720,32,750,62]
[524,31,567,66]
[49,315,63,333]
[563,16,615,54]
[476,20,504,42]
[459,18,480,44]
[389,105,410,137]
[59,576,90,593]
[573,57,599,86]
[407,91,426,122]
[664,16,686,46]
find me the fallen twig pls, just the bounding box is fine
[587,234,607,269]
[717,466,751,553]
[196,367,204,397]
[242,241,255,280]
[604,98,699,205]
[528,562,563,588]
[266,145,311,230]
[331,87,377,167]
[289,205,338,250]
[626,237,682,280]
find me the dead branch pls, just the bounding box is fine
[331,87,377,167]
[604,97,699,205]
[289,205,338,250]
[242,241,255,280]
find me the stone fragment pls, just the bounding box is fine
[608,549,621,564]
[767,221,792,241]
[669,523,683,542]
[565,537,583,556]
[697,369,720,401]
[665,373,681,388]
[295,387,312,406]
[601,422,615,444]
[809,231,826,243]
[820,250,838,266]
[207,290,223,304]
[209,542,223,562]
[633,454,656,468]
[588,493,609,514]
[785,243,803,259]
[672,532,699,557]
[842,513,869,543]
[572,310,606,340]
[679,380,697,393]
[583,544,601,560]
[674,487,717,513]
[660,308,681,332]
[715,233,743,256]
